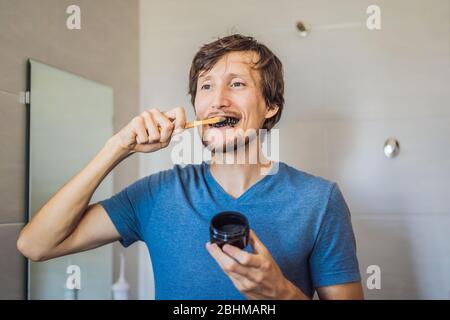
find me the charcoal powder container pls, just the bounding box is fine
[210,211,249,249]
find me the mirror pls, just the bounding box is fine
[27,60,114,299]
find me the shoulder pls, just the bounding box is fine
[277,162,337,198]
[278,163,351,232]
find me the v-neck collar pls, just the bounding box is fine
[202,161,278,203]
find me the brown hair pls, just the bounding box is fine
[188,34,284,130]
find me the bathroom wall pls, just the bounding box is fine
[139,0,450,299]
[0,0,140,299]
[0,0,447,301]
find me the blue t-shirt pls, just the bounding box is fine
[99,162,360,299]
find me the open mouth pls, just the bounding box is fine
[209,116,240,128]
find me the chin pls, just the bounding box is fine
[203,133,253,154]
[201,125,259,153]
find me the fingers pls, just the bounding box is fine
[149,109,174,143]
[206,234,277,298]
[135,108,178,145]
[131,116,149,144]
[140,111,160,143]
[222,244,262,268]
[164,106,186,133]
[122,107,186,154]
[206,242,265,295]
[206,242,250,278]
[222,243,273,286]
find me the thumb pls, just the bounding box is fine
[249,229,267,255]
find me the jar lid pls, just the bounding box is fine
[210,211,249,238]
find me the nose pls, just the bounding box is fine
[211,85,230,110]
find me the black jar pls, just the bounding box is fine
[210,211,249,249]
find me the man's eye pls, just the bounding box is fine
[201,84,211,90]
[231,82,245,87]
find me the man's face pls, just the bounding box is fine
[194,51,278,152]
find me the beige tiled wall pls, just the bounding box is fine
[0,224,26,299]
[0,93,26,225]
[0,0,140,299]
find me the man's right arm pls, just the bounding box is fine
[17,107,186,261]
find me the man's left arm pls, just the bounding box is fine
[316,282,364,300]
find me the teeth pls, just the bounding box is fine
[211,116,239,128]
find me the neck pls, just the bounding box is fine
[209,137,272,199]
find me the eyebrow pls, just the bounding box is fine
[228,73,248,79]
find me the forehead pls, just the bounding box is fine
[199,51,260,79]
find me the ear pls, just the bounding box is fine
[264,104,279,120]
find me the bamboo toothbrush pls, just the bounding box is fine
[184,116,226,129]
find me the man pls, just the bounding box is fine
[17,34,363,300]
